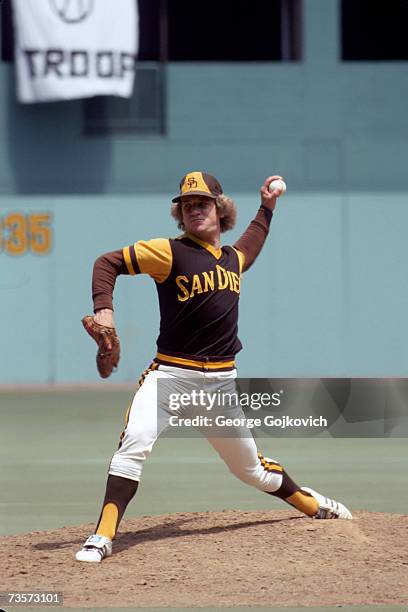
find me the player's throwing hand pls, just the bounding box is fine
[260,175,285,210]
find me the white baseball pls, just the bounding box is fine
[268,179,286,195]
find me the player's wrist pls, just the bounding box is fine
[260,198,277,212]
[94,308,115,328]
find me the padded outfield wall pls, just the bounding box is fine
[0,191,406,384]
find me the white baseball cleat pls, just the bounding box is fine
[75,534,112,562]
[301,487,353,519]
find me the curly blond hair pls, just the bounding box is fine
[170,194,237,233]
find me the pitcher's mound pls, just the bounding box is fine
[2,510,407,608]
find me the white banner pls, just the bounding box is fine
[12,0,139,103]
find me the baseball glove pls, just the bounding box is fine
[82,315,120,378]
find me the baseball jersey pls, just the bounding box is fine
[123,234,245,366]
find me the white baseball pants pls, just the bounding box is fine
[108,364,283,493]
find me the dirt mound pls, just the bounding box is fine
[2,510,407,608]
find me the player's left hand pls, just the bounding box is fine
[260,175,284,211]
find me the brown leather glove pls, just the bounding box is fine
[82,315,120,378]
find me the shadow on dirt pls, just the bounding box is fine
[32,514,303,552]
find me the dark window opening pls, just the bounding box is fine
[138,0,162,60]
[168,0,282,61]
[168,0,301,61]
[342,0,408,60]
[1,0,14,62]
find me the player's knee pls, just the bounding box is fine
[109,455,144,482]
[110,430,155,482]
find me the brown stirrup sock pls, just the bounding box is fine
[95,474,139,540]
[267,469,319,517]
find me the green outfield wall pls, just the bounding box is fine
[0,191,406,384]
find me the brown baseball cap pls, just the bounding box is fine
[172,171,223,203]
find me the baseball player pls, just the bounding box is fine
[76,172,352,563]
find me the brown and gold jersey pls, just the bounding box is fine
[123,234,245,364]
[92,206,272,370]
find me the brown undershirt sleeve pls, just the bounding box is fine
[92,250,129,312]
[233,206,273,272]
